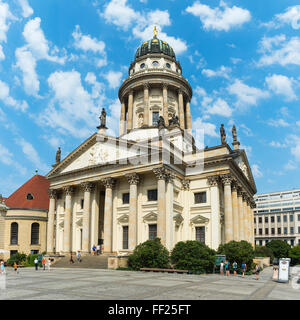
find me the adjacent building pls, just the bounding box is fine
[46,29,256,255]
[254,189,300,246]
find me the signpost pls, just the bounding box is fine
[278,258,290,283]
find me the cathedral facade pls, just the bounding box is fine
[46,31,256,255]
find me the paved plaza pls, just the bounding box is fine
[0,266,299,300]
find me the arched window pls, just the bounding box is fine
[10,222,18,245]
[31,223,39,245]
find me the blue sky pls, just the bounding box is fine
[1,0,300,197]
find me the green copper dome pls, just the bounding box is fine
[135,34,176,60]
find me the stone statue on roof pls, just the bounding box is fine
[220,124,226,145]
[56,147,61,164]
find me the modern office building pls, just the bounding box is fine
[254,189,300,246]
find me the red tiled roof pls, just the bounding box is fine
[5,175,50,211]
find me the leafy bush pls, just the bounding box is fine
[254,246,274,261]
[26,254,42,267]
[289,245,300,266]
[171,241,216,273]
[266,240,291,259]
[217,240,255,272]
[7,253,27,266]
[128,238,170,270]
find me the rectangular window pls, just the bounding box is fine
[259,217,262,223]
[254,217,256,223]
[298,239,300,245]
[147,189,158,201]
[271,216,275,223]
[254,229,256,235]
[259,240,263,246]
[290,227,294,234]
[149,224,157,240]
[10,250,18,257]
[298,214,300,221]
[80,199,84,209]
[265,217,268,223]
[277,216,281,223]
[259,228,262,235]
[298,226,300,234]
[152,112,159,126]
[284,227,288,235]
[194,192,207,204]
[265,228,269,235]
[290,215,294,222]
[278,228,281,235]
[265,240,269,244]
[291,240,294,246]
[122,193,130,204]
[283,216,287,222]
[122,226,128,250]
[271,228,275,235]
[195,226,205,244]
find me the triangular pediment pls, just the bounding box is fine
[143,211,157,222]
[190,214,209,225]
[117,214,129,223]
[173,213,184,227]
[234,150,256,192]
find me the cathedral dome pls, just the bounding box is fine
[134,28,176,60]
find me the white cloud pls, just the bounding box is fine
[265,74,297,101]
[185,1,251,32]
[17,0,34,18]
[192,117,218,138]
[106,99,121,136]
[264,6,300,30]
[101,1,187,55]
[205,98,233,117]
[252,164,263,178]
[0,44,4,60]
[15,137,49,172]
[105,71,123,89]
[258,34,300,66]
[15,47,39,96]
[267,118,289,127]
[202,65,231,79]
[227,79,270,108]
[0,0,15,42]
[0,80,28,111]
[269,141,287,148]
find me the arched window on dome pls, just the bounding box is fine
[31,223,40,245]
[10,222,18,245]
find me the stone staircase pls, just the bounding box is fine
[52,254,109,269]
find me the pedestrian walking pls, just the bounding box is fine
[220,261,224,276]
[225,260,230,276]
[0,261,5,274]
[69,253,74,264]
[96,244,101,255]
[47,258,51,271]
[34,257,39,271]
[13,262,18,274]
[233,261,238,276]
[255,264,260,280]
[77,251,81,262]
[92,245,96,256]
[42,257,46,271]
[241,262,247,278]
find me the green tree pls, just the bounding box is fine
[128,238,170,270]
[7,253,27,266]
[217,240,255,272]
[254,245,274,261]
[171,241,216,273]
[266,240,291,259]
[288,245,300,266]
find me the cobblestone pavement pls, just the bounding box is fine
[0,266,299,300]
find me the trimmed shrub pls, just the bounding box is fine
[254,246,274,261]
[128,238,170,270]
[289,245,300,266]
[266,240,291,259]
[7,253,27,266]
[171,241,216,273]
[217,240,255,272]
[26,254,42,267]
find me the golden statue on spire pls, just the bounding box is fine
[154,25,158,37]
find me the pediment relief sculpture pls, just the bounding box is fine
[190,214,209,225]
[117,214,129,224]
[143,211,157,222]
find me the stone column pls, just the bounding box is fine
[63,186,74,253]
[231,183,239,241]
[120,100,126,135]
[47,189,57,254]
[102,178,115,253]
[125,173,140,251]
[237,188,244,240]
[143,83,149,126]
[221,175,233,243]
[207,176,220,250]
[153,167,167,246]
[246,200,252,245]
[250,201,256,246]
[81,182,94,253]
[127,90,133,132]
[166,171,175,250]
[181,179,190,241]
[186,100,192,133]
[163,83,169,126]
[178,89,185,130]
[242,193,248,242]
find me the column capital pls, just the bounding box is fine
[250,200,256,209]
[81,182,95,192]
[242,192,248,201]
[165,171,175,184]
[129,89,134,95]
[143,82,150,90]
[63,186,74,196]
[153,166,168,181]
[125,173,140,185]
[207,175,219,187]
[220,174,233,186]
[231,181,238,191]
[181,179,190,191]
[177,87,183,95]
[48,189,57,199]
[162,82,168,90]
[101,178,116,189]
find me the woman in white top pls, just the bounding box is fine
[220,261,224,275]
[47,258,51,271]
